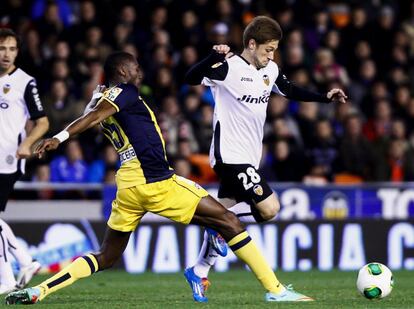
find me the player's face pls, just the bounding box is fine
[253,40,279,69]
[0,36,18,73]
[126,60,143,87]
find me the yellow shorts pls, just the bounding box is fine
[107,174,208,232]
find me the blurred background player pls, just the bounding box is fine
[0,28,48,293]
[184,16,346,300]
[6,51,312,304]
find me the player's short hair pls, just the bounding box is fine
[0,28,20,48]
[104,51,136,81]
[243,16,283,48]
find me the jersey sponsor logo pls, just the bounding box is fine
[240,77,253,82]
[30,81,43,111]
[106,87,123,101]
[263,75,270,86]
[211,62,223,68]
[119,146,136,164]
[237,94,270,104]
[3,84,10,94]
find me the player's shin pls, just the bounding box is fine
[36,254,99,301]
[193,230,219,278]
[228,231,285,294]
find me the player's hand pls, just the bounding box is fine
[93,84,106,95]
[34,138,60,159]
[212,45,233,59]
[327,88,347,104]
[16,142,32,159]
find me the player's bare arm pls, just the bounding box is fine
[34,99,116,158]
[16,116,49,159]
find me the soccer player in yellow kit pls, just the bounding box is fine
[5,51,312,304]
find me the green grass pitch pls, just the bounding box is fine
[1,270,413,308]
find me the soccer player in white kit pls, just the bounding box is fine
[184,16,347,302]
[0,29,49,294]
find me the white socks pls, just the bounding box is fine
[0,222,16,287]
[193,230,219,278]
[0,219,32,267]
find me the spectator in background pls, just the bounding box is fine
[304,9,331,52]
[361,81,390,118]
[42,79,83,135]
[305,118,338,182]
[341,6,370,64]
[194,104,214,154]
[347,40,372,79]
[88,145,120,183]
[32,163,53,199]
[362,99,392,142]
[266,95,303,147]
[348,59,376,106]
[18,28,43,80]
[172,156,197,182]
[32,0,72,28]
[313,48,349,91]
[50,139,88,183]
[371,6,396,75]
[337,113,375,180]
[261,139,305,182]
[158,95,198,156]
[33,1,65,37]
[75,26,112,63]
[182,91,202,124]
[385,139,414,182]
[295,101,319,148]
[62,0,97,45]
[175,10,204,50]
[175,46,198,86]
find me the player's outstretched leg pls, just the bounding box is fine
[5,228,131,305]
[189,196,313,302]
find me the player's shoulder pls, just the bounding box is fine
[9,68,35,88]
[117,82,139,93]
[227,54,243,65]
[105,83,139,102]
[266,60,279,71]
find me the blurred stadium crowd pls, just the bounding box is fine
[1,0,414,186]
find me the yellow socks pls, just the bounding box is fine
[37,254,99,301]
[228,231,284,294]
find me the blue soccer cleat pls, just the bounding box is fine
[265,284,314,302]
[206,228,227,257]
[5,287,41,305]
[184,267,211,302]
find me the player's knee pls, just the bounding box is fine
[221,210,244,236]
[259,200,280,221]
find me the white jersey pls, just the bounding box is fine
[203,55,283,168]
[0,68,45,174]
